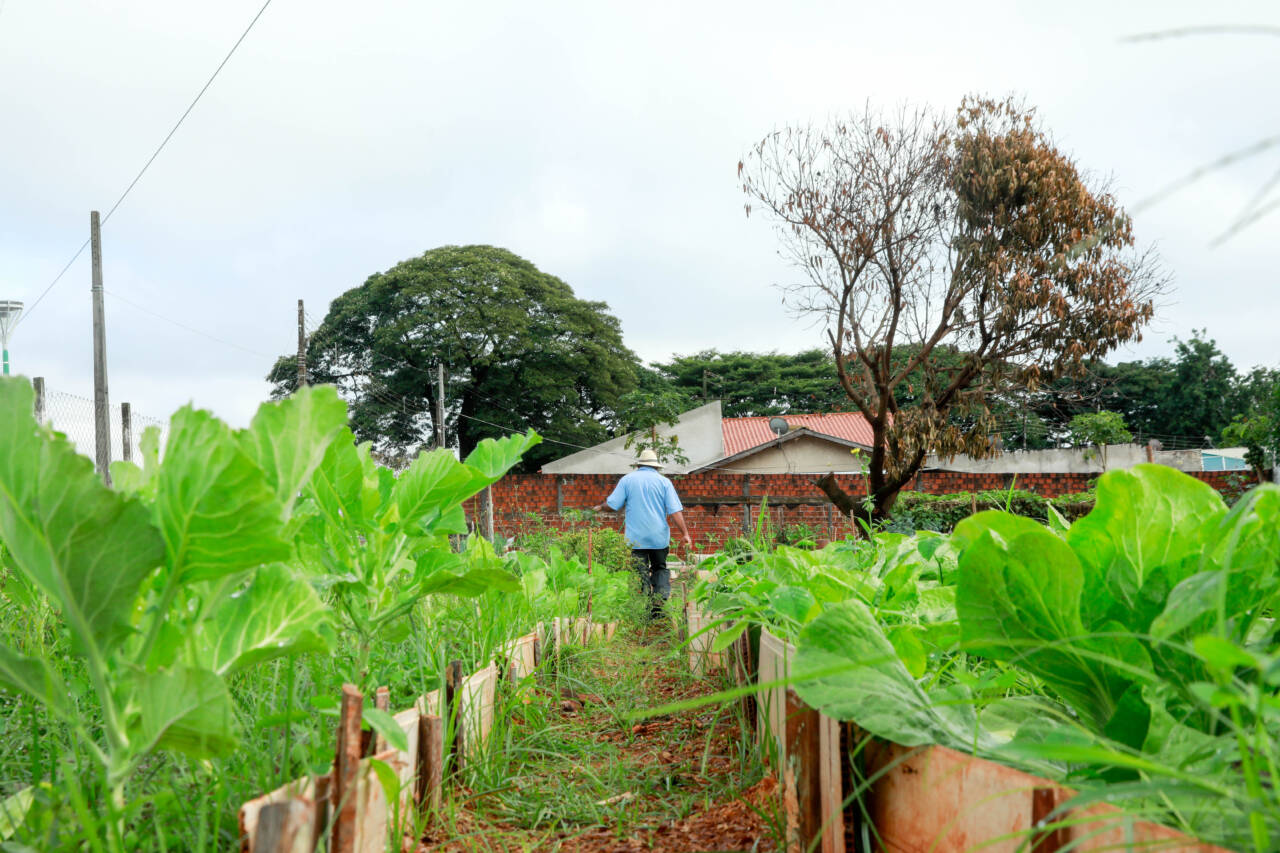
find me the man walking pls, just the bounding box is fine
[592,448,693,621]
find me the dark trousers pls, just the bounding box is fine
[632,548,670,617]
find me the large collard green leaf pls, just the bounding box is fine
[110,425,163,500]
[957,527,1139,729]
[196,564,332,676]
[1067,464,1226,628]
[794,599,981,748]
[393,431,539,534]
[239,385,349,520]
[951,510,1046,555]
[156,407,290,583]
[0,378,165,656]
[128,665,237,759]
[463,430,542,484]
[393,449,477,532]
[308,428,368,531]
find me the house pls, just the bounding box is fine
[539,401,874,475]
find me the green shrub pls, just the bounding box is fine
[886,488,1095,533]
[514,513,634,573]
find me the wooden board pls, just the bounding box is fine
[351,749,402,853]
[238,777,321,852]
[784,689,845,853]
[686,602,723,676]
[390,707,420,818]
[415,689,441,717]
[251,799,316,853]
[1046,788,1232,852]
[460,664,498,762]
[858,741,1233,853]
[756,628,794,763]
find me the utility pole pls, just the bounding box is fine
[702,369,709,401]
[435,363,446,450]
[296,299,308,388]
[90,211,112,485]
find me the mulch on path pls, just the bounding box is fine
[419,626,779,853]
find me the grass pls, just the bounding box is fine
[423,602,780,852]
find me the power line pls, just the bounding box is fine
[18,0,276,328]
[103,289,277,359]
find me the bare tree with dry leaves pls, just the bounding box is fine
[740,97,1166,525]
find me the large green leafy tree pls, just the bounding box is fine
[653,350,847,416]
[1028,331,1244,446]
[268,246,640,470]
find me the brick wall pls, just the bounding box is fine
[465,468,1250,552]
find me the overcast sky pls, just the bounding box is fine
[1,0,1276,433]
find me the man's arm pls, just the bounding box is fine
[669,510,693,548]
[593,477,627,513]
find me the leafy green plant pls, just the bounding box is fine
[294,429,539,683]
[616,389,690,465]
[1222,410,1277,483]
[1068,409,1133,463]
[0,379,344,843]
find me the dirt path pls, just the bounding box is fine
[420,624,780,852]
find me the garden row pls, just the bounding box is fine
[685,463,1280,852]
[0,378,635,850]
[239,615,618,852]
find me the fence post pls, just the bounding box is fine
[32,377,45,424]
[416,712,444,815]
[371,686,390,755]
[444,660,464,775]
[121,402,133,463]
[330,684,362,853]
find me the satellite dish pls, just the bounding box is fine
[768,416,790,437]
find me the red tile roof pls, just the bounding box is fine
[721,412,874,457]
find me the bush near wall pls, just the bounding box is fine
[885,489,1095,534]
[512,513,634,573]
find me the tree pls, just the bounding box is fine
[616,388,691,464]
[1221,412,1275,483]
[740,97,1164,524]
[267,245,640,470]
[1069,410,1133,451]
[1221,376,1280,483]
[654,349,846,415]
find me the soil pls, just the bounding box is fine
[418,625,780,852]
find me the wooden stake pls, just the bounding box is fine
[120,402,132,463]
[416,714,444,815]
[330,684,362,853]
[1031,787,1068,853]
[372,686,390,754]
[32,376,45,424]
[444,660,463,775]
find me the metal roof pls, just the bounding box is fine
[722,412,874,456]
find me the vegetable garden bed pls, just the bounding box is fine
[686,462,1280,851]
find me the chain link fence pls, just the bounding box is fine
[34,379,170,465]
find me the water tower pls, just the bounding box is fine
[0,300,22,375]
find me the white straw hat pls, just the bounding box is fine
[630,448,665,469]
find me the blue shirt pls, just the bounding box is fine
[606,466,684,549]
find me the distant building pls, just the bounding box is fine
[540,401,873,475]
